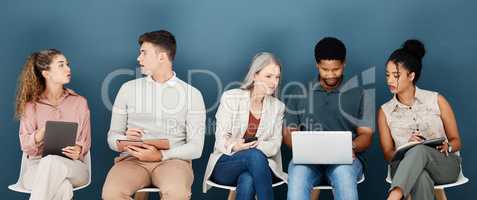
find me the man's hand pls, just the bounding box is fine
[126,143,162,162]
[232,140,258,152]
[126,128,144,141]
[62,145,82,160]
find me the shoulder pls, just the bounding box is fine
[217,89,248,112]
[122,77,147,88]
[270,96,286,111]
[341,86,365,99]
[415,87,440,108]
[221,88,248,100]
[114,78,147,95]
[176,78,203,96]
[66,89,89,109]
[23,101,36,115]
[380,98,396,116]
[417,87,439,99]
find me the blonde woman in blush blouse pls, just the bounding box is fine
[15,49,91,200]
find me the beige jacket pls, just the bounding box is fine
[202,89,287,192]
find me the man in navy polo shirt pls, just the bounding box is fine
[284,37,373,200]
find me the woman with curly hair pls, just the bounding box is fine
[15,49,91,200]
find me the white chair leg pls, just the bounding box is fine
[435,189,447,200]
[134,192,149,200]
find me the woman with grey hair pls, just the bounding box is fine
[203,52,287,200]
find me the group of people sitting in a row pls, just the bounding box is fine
[15,30,462,200]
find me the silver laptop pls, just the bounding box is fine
[292,131,353,164]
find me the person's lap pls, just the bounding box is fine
[22,155,88,189]
[211,148,280,185]
[287,159,363,199]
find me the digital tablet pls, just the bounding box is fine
[43,121,78,158]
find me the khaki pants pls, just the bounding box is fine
[22,155,89,200]
[102,156,194,200]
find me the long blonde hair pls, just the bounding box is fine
[15,49,62,119]
[240,52,282,96]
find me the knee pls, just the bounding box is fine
[101,186,128,200]
[287,175,313,199]
[160,186,191,200]
[287,163,314,190]
[331,165,355,178]
[328,166,358,187]
[39,155,68,173]
[101,184,119,200]
[41,155,62,164]
[405,145,429,158]
[102,179,133,200]
[243,149,267,164]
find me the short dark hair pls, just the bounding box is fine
[387,39,426,84]
[138,30,176,61]
[314,37,346,63]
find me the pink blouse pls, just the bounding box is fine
[19,88,91,160]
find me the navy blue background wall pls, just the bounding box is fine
[1,0,475,199]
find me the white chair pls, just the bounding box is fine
[8,152,92,193]
[310,174,365,200]
[206,179,286,200]
[385,164,468,200]
[134,187,160,200]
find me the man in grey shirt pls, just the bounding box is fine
[102,30,206,200]
[284,37,373,200]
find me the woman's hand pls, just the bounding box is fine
[408,132,425,143]
[62,145,82,160]
[436,141,449,156]
[34,127,46,144]
[232,140,258,152]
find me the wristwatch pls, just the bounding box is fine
[447,142,453,153]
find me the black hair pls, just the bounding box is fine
[138,30,177,61]
[314,37,346,63]
[387,39,426,84]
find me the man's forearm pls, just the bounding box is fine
[353,127,373,152]
[283,127,296,149]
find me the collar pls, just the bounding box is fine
[38,88,78,105]
[146,71,178,86]
[312,78,343,93]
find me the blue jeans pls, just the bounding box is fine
[211,148,274,200]
[287,159,363,200]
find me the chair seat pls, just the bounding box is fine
[206,180,286,191]
[312,174,365,190]
[8,184,30,194]
[136,187,160,193]
[386,174,469,189]
[8,182,91,194]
